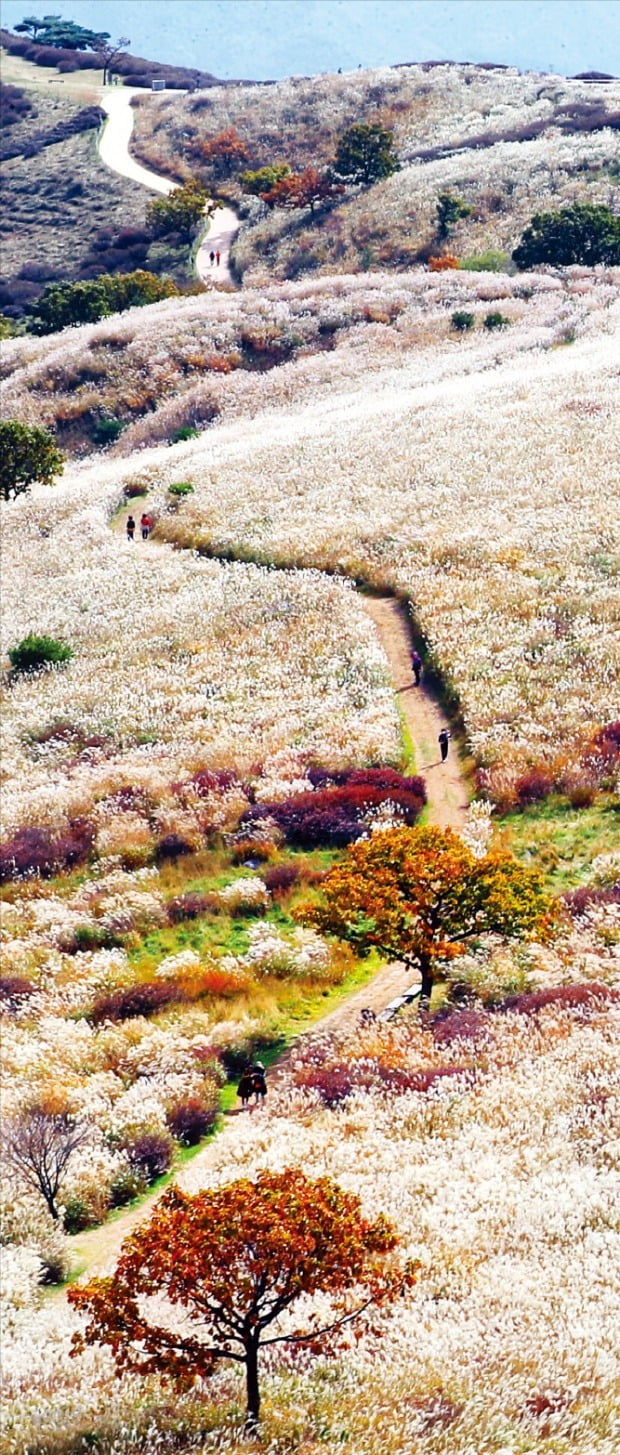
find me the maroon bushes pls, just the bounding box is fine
[563,884,620,916]
[124,1129,174,1182]
[260,862,301,896]
[295,1058,467,1106]
[432,1008,491,1045]
[240,767,426,849]
[166,1096,218,1145]
[0,975,35,1010]
[91,980,180,1024]
[155,833,194,862]
[499,982,619,1016]
[0,817,94,882]
[514,768,555,806]
[167,891,219,924]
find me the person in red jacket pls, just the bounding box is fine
[140,512,152,541]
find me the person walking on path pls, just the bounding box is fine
[209,250,215,266]
[215,249,221,266]
[126,515,135,541]
[140,512,152,541]
[411,650,423,686]
[438,728,451,762]
[237,1065,255,1109]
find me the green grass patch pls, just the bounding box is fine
[496,794,619,891]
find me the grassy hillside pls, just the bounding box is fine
[131,62,620,281]
[1,49,619,1455]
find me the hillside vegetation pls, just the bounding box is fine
[1,46,620,1455]
[131,62,619,281]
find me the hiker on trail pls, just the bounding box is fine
[249,1060,267,1106]
[359,1007,376,1026]
[411,650,423,686]
[209,249,215,265]
[237,1065,255,1108]
[438,728,451,762]
[215,249,221,266]
[126,515,135,541]
[140,512,152,541]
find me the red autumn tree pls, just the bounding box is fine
[300,825,554,1007]
[198,127,250,179]
[261,166,344,213]
[69,1170,415,1428]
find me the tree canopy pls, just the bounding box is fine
[147,179,212,244]
[69,1170,415,1427]
[240,163,292,196]
[513,203,620,268]
[14,14,110,50]
[28,271,179,335]
[436,191,473,240]
[260,165,344,212]
[331,122,400,187]
[300,825,554,1006]
[0,421,64,501]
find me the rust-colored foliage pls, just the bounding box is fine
[428,254,459,270]
[69,1170,415,1427]
[261,166,345,212]
[299,825,554,1005]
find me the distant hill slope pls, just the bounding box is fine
[130,61,619,282]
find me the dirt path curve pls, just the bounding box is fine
[98,88,239,287]
[362,595,469,831]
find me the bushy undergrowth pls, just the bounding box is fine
[241,767,426,847]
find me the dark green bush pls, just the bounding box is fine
[483,311,511,330]
[8,634,73,672]
[451,311,475,332]
[91,415,125,446]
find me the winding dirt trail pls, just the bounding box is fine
[98,89,239,285]
[61,526,470,1286]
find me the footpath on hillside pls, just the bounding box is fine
[62,521,471,1285]
[98,88,239,286]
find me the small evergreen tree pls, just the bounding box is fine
[436,191,473,241]
[8,635,74,672]
[513,203,620,268]
[332,122,399,186]
[0,421,64,500]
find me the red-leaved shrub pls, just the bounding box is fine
[124,1129,174,1182]
[514,768,555,805]
[295,1059,467,1106]
[91,980,179,1023]
[241,768,426,849]
[260,862,300,896]
[166,1096,218,1145]
[500,982,619,1016]
[167,891,219,924]
[563,885,620,916]
[0,818,94,882]
[0,975,35,1010]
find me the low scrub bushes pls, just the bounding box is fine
[563,884,620,916]
[167,891,220,923]
[240,767,426,848]
[91,979,180,1023]
[0,975,35,1009]
[0,818,94,882]
[123,1128,175,1182]
[294,1057,467,1106]
[499,982,619,1016]
[166,1094,219,1145]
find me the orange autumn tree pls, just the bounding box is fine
[69,1170,415,1429]
[300,825,554,1007]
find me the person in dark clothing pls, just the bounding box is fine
[237,1065,255,1108]
[126,515,135,541]
[411,650,423,685]
[209,250,215,265]
[438,728,451,762]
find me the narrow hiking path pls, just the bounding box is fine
[98,89,239,286]
[58,520,471,1285]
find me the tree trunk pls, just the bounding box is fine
[419,956,433,1011]
[244,1341,260,1430]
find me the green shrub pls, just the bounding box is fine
[483,311,511,330]
[170,425,199,443]
[451,310,475,332]
[168,480,195,497]
[459,250,510,272]
[8,634,73,673]
[91,415,125,446]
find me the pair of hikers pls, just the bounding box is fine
[411,650,451,760]
[209,249,221,266]
[237,1060,267,1108]
[126,513,152,542]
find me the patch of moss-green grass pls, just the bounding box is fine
[497,795,619,892]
